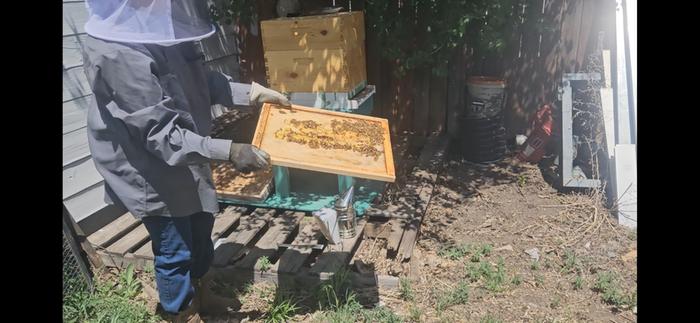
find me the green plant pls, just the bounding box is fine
[438,243,471,260]
[466,263,481,282]
[316,292,363,323]
[366,0,526,76]
[530,260,540,271]
[470,253,482,263]
[63,272,160,323]
[484,258,507,292]
[208,0,257,26]
[534,274,544,287]
[265,293,300,323]
[399,277,415,301]
[361,306,403,323]
[517,174,527,187]
[480,244,493,257]
[593,272,635,308]
[257,256,272,272]
[573,275,584,290]
[480,314,503,323]
[436,281,469,313]
[561,250,582,274]
[511,274,522,286]
[408,304,423,322]
[117,264,142,299]
[315,268,354,310]
[143,263,154,276]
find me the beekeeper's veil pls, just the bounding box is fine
[84,0,216,45]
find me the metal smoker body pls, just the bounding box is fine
[335,186,357,239]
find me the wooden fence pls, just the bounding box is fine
[228,0,615,138]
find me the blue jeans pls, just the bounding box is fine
[142,212,215,314]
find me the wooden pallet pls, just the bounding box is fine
[86,205,398,290]
[364,135,450,261]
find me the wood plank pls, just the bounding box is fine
[131,205,247,265]
[63,1,89,36]
[261,12,364,51]
[212,162,273,202]
[212,206,246,241]
[106,224,150,255]
[309,220,366,279]
[63,127,90,167]
[252,103,395,182]
[63,66,91,102]
[134,241,153,259]
[63,95,91,134]
[63,182,110,223]
[272,222,323,274]
[63,157,103,199]
[386,219,406,254]
[363,221,392,239]
[234,212,305,270]
[263,47,365,93]
[63,34,87,69]
[395,136,449,260]
[87,212,139,247]
[212,209,276,266]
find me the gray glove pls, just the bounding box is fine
[229,143,271,173]
[249,82,291,107]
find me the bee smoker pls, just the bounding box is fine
[335,186,357,239]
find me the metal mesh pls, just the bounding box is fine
[63,228,91,299]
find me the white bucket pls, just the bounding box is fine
[465,76,506,119]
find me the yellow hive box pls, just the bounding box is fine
[261,11,367,94]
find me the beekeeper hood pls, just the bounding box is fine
[84,0,216,46]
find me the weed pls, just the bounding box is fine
[438,243,471,260]
[63,271,159,323]
[408,304,423,322]
[361,306,403,323]
[593,272,635,308]
[530,260,540,271]
[561,250,582,274]
[265,293,299,323]
[436,281,469,313]
[535,274,544,287]
[573,275,584,290]
[480,314,503,323]
[257,256,272,272]
[399,277,415,301]
[511,275,522,286]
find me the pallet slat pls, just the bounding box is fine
[128,206,248,262]
[87,213,140,247]
[272,222,322,274]
[309,220,366,279]
[106,224,150,255]
[234,211,305,270]
[212,206,246,240]
[212,209,276,266]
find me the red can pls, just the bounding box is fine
[517,104,554,163]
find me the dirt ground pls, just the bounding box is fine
[353,153,637,322]
[138,148,637,323]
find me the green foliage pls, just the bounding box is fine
[63,266,159,323]
[265,293,300,323]
[209,0,257,26]
[435,281,469,313]
[366,0,526,76]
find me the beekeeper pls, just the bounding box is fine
[81,0,289,320]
